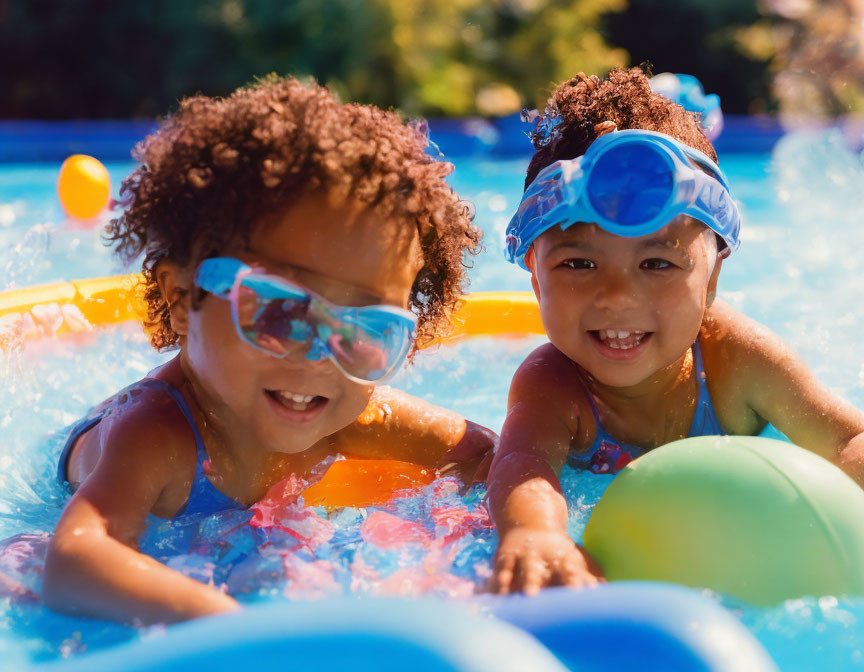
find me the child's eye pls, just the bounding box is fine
[641,258,674,271]
[561,258,596,270]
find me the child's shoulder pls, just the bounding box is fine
[509,342,591,417]
[700,300,795,434]
[701,299,791,366]
[511,341,578,389]
[75,371,201,518]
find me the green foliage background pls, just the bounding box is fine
[0,0,776,119]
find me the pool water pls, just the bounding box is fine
[2,129,864,670]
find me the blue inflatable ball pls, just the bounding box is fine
[491,583,778,672]
[32,598,567,672]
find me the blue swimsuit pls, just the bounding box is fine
[56,378,243,517]
[568,340,725,474]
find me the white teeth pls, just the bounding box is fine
[276,391,315,408]
[598,329,646,340]
[595,329,648,351]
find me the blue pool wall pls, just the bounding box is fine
[0,115,787,163]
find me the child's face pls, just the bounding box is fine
[184,190,423,454]
[529,216,721,388]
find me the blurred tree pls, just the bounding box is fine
[0,0,627,118]
[601,0,773,114]
[378,0,628,116]
[0,0,395,118]
[751,0,864,118]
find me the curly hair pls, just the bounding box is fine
[525,67,718,189]
[106,76,481,350]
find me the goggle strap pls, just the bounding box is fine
[196,257,250,297]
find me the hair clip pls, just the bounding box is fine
[458,199,476,222]
[594,121,618,137]
[574,72,598,91]
[522,103,564,148]
[409,118,445,158]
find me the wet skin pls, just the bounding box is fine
[45,191,497,624]
[488,216,864,596]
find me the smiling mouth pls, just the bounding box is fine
[265,389,329,413]
[589,329,651,351]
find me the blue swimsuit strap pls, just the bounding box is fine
[57,378,241,516]
[579,339,723,452]
[136,378,205,450]
[570,364,632,454]
[134,379,242,516]
[688,340,724,436]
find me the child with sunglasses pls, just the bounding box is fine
[487,68,864,595]
[43,78,495,624]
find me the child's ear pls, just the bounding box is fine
[706,255,723,307]
[154,260,193,337]
[525,246,541,302]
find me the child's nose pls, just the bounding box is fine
[263,334,323,365]
[305,337,329,362]
[275,338,338,375]
[594,271,641,311]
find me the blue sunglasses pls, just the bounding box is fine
[505,129,741,270]
[195,257,417,384]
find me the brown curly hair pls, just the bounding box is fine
[525,67,718,189]
[106,76,481,350]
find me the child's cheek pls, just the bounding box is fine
[333,381,376,430]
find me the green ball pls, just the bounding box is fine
[582,436,864,605]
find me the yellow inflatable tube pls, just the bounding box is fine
[0,274,543,349]
[0,275,544,506]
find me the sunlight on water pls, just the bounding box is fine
[3,132,864,668]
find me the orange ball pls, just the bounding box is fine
[57,154,111,220]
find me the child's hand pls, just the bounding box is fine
[437,422,498,490]
[489,528,604,596]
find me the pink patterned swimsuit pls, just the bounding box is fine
[567,340,725,475]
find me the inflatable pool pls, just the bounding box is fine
[0,274,783,671]
[5,133,864,670]
[0,273,545,351]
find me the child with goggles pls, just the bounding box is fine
[487,68,864,596]
[43,78,496,624]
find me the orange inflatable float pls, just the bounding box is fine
[302,459,437,508]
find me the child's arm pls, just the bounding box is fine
[43,397,239,624]
[704,302,864,482]
[330,386,498,484]
[487,344,603,595]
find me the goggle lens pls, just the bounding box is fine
[232,273,414,382]
[318,306,414,382]
[587,145,673,227]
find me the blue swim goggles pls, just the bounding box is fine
[195,257,417,384]
[505,129,741,270]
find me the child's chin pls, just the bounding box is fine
[258,423,327,455]
[271,441,318,455]
[582,361,651,389]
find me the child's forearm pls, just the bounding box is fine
[488,451,569,536]
[835,434,864,484]
[339,387,497,469]
[44,529,239,625]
